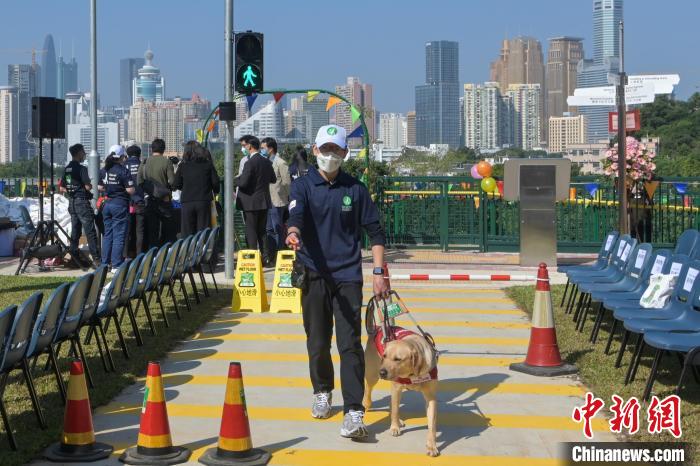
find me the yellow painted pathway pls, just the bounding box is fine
[37,281,616,465]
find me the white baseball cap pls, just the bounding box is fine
[108,144,126,158]
[315,125,347,149]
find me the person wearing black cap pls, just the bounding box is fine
[60,143,101,267]
[99,145,135,272]
[124,145,146,257]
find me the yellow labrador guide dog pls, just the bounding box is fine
[363,291,440,457]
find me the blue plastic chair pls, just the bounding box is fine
[0,293,45,449]
[112,254,147,340]
[92,260,134,359]
[0,305,18,449]
[142,243,178,324]
[200,226,221,293]
[173,235,195,312]
[130,248,161,330]
[156,239,184,319]
[675,229,700,256]
[188,229,211,298]
[559,231,619,305]
[25,283,70,403]
[76,265,111,372]
[53,273,94,387]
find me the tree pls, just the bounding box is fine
[0,157,51,178]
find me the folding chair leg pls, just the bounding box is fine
[47,348,66,403]
[589,302,605,343]
[198,266,210,297]
[142,295,163,331]
[0,373,17,450]
[156,286,176,323]
[577,295,592,332]
[97,322,116,370]
[179,277,193,312]
[188,271,201,304]
[125,301,145,345]
[73,337,95,389]
[167,283,182,320]
[605,319,618,355]
[615,330,631,368]
[643,349,664,401]
[573,292,587,323]
[625,335,644,384]
[209,263,219,293]
[111,314,130,360]
[91,323,110,372]
[560,279,570,307]
[566,286,578,314]
[21,359,47,428]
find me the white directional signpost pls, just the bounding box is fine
[567,22,680,234]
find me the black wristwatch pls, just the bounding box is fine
[372,267,384,276]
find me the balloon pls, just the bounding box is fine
[477,160,493,177]
[470,165,483,180]
[496,180,504,196]
[481,177,496,193]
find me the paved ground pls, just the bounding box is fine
[29,273,615,466]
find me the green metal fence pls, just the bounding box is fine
[376,176,700,252]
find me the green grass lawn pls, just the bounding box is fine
[0,274,232,466]
[506,284,699,455]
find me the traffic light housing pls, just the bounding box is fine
[235,31,263,94]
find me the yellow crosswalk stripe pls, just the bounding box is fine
[154,373,585,396]
[401,297,513,303]
[361,287,506,294]
[97,403,607,432]
[213,316,530,329]
[167,350,521,367]
[193,332,530,346]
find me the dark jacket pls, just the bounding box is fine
[174,160,220,203]
[234,152,276,211]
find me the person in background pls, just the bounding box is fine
[138,138,175,248]
[238,135,252,175]
[124,145,146,257]
[261,137,291,266]
[60,143,101,268]
[174,141,220,236]
[99,145,135,272]
[234,135,276,254]
[289,146,310,180]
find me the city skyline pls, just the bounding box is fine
[0,0,696,115]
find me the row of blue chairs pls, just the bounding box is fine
[0,226,220,450]
[560,229,700,401]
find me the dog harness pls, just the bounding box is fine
[373,326,438,385]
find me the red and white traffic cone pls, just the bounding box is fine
[510,263,577,376]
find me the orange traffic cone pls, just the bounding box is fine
[120,361,191,465]
[199,362,270,466]
[510,263,577,376]
[44,360,113,462]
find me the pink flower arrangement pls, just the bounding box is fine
[603,136,656,181]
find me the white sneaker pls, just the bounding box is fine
[340,410,368,438]
[311,392,332,419]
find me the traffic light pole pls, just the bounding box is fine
[88,0,100,204]
[224,0,235,279]
[616,20,628,235]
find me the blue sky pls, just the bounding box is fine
[1,0,698,113]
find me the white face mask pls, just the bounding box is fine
[316,152,343,173]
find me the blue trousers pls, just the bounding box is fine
[266,205,287,259]
[102,200,130,268]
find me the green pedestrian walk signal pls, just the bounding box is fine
[235,31,263,94]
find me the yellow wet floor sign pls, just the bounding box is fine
[232,249,267,312]
[270,251,302,313]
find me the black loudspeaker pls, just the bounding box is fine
[218,101,236,121]
[32,97,65,139]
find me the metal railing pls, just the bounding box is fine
[376,176,700,252]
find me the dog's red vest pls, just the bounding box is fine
[373,326,438,385]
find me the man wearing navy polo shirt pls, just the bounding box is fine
[286,124,387,439]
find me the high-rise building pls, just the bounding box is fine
[406,111,416,146]
[415,40,460,148]
[233,100,284,140]
[129,99,191,155]
[548,114,587,152]
[120,57,145,107]
[546,37,584,119]
[335,77,374,145]
[7,64,39,160]
[132,49,165,104]
[67,119,119,162]
[378,113,407,149]
[463,82,506,151]
[56,54,78,98]
[0,86,19,164]
[578,0,623,142]
[41,34,57,98]
[490,37,545,144]
[506,84,541,150]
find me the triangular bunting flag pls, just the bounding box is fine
[357,148,367,159]
[273,92,285,103]
[351,106,361,124]
[207,119,216,132]
[196,129,204,143]
[307,91,320,102]
[644,181,659,200]
[246,94,258,111]
[214,107,220,115]
[326,96,342,111]
[348,125,364,139]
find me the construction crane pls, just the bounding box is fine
[0,47,47,66]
